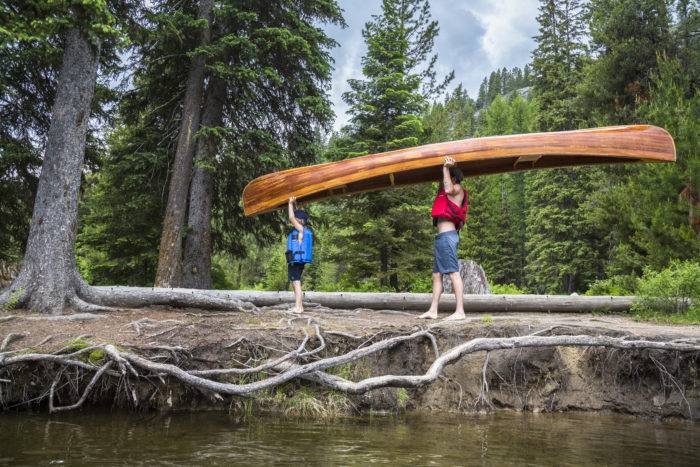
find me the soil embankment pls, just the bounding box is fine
[1,305,698,419]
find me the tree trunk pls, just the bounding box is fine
[155,0,213,288]
[4,28,99,314]
[181,75,226,289]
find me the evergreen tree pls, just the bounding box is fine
[424,84,475,143]
[524,0,601,293]
[78,0,202,285]
[0,0,135,261]
[532,0,587,131]
[581,0,673,123]
[78,0,343,287]
[585,56,700,279]
[476,77,488,109]
[461,95,536,287]
[486,70,501,104]
[324,0,452,291]
[674,0,700,88]
[0,0,140,313]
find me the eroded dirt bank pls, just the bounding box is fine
[1,305,698,419]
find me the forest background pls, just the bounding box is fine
[1,0,698,310]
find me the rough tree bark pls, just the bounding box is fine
[155,0,214,288]
[0,28,99,314]
[181,75,227,289]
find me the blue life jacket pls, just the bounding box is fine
[286,227,313,264]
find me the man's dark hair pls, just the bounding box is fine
[449,166,464,183]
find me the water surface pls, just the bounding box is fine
[0,411,697,465]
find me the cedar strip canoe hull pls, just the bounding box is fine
[243,125,675,216]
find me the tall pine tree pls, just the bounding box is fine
[324,0,452,291]
[581,0,673,123]
[527,0,600,293]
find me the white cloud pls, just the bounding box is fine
[323,0,540,130]
[329,38,362,131]
[466,0,539,67]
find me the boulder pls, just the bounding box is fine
[441,259,491,295]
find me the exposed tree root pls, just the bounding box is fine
[26,314,106,322]
[0,274,256,315]
[49,362,113,412]
[1,333,25,352]
[1,328,698,415]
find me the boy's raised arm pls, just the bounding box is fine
[288,197,304,240]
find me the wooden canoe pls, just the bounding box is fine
[242,125,675,216]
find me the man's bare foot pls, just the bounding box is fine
[442,310,466,321]
[418,310,438,319]
[291,307,304,314]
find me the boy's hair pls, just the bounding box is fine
[294,209,309,224]
[449,166,464,183]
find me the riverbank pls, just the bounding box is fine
[1,304,698,419]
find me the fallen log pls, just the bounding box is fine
[92,287,635,313]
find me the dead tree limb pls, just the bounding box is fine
[108,288,635,313]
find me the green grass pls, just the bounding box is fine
[276,387,355,419]
[633,308,700,325]
[396,388,409,410]
[65,337,91,352]
[481,314,493,324]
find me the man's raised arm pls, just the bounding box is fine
[442,156,458,195]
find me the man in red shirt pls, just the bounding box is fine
[419,156,467,321]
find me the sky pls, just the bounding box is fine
[322,0,540,130]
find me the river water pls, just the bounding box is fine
[0,411,697,465]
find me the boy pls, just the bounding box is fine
[287,196,312,313]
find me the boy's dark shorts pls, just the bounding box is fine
[433,230,460,274]
[288,263,305,282]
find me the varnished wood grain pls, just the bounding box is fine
[243,125,675,216]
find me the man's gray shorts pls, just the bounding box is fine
[433,231,460,274]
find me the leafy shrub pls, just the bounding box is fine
[2,288,23,311]
[211,254,236,290]
[632,261,700,316]
[585,275,638,296]
[259,242,289,291]
[409,275,433,293]
[490,283,527,295]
